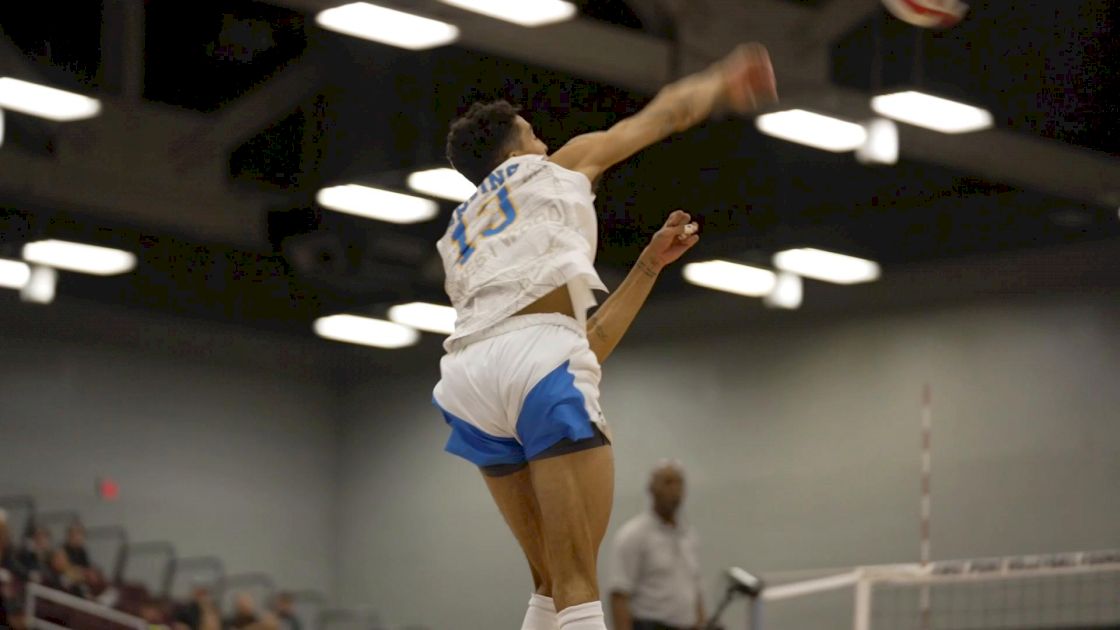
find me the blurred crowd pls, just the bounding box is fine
[165,588,303,630]
[0,509,302,630]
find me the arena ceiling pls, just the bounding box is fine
[0,0,1117,342]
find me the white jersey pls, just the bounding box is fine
[437,154,608,351]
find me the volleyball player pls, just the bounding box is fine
[434,43,777,630]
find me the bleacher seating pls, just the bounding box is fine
[0,494,327,630]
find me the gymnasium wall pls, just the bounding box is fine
[334,291,1120,629]
[2,282,1117,627]
[0,300,344,598]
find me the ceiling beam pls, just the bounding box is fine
[268,0,672,93]
[1,0,1115,251]
[100,0,145,101]
[0,25,48,80]
[790,0,883,61]
[270,0,1120,207]
[0,25,270,246]
[899,125,1120,208]
[632,236,1120,339]
[0,148,267,245]
[168,53,324,175]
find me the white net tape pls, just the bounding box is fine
[755,550,1120,630]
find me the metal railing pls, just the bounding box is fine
[166,555,225,600]
[119,540,175,595]
[84,525,129,582]
[30,510,82,538]
[25,583,147,630]
[290,589,329,630]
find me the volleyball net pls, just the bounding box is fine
[748,549,1120,630]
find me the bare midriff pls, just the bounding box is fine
[514,284,575,318]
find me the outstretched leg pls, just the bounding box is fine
[483,466,560,630]
[482,466,551,595]
[529,445,615,627]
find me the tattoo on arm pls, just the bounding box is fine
[590,321,609,343]
[586,259,659,347]
[636,259,660,279]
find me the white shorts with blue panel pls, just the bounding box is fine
[433,313,610,468]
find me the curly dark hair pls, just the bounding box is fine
[445,100,521,186]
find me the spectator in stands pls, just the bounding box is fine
[225,592,262,629]
[0,509,10,626]
[17,522,52,583]
[86,567,114,604]
[139,600,170,627]
[251,616,281,630]
[44,548,91,599]
[271,592,302,630]
[0,510,31,630]
[220,591,280,630]
[226,592,282,630]
[172,584,222,630]
[62,522,92,569]
[0,509,25,579]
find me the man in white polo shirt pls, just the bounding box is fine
[608,460,704,630]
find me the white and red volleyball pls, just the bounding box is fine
[882,0,969,29]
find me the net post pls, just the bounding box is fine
[853,571,872,630]
[919,383,933,630]
[747,594,761,630]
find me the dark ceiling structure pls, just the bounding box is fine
[0,0,1117,343]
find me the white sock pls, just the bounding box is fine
[520,593,559,630]
[556,601,606,630]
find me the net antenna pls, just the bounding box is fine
[919,383,933,629]
[704,567,764,629]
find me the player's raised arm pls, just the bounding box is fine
[549,43,777,183]
[586,210,700,363]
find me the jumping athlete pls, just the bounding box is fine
[434,43,777,630]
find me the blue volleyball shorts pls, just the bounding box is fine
[433,313,610,471]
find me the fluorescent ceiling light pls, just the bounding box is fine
[0,258,30,289]
[20,266,56,304]
[871,91,993,134]
[0,77,102,122]
[682,260,776,297]
[317,184,439,224]
[437,0,577,27]
[313,314,420,349]
[388,301,456,335]
[773,248,880,285]
[856,118,899,165]
[763,271,803,310]
[316,2,459,50]
[407,168,476,202]
[22,240,136,276]
[756,109,868,153]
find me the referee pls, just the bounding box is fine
[607,460,705,630]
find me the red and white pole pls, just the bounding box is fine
[920,383,933,629]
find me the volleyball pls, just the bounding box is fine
[881,0,969,28]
